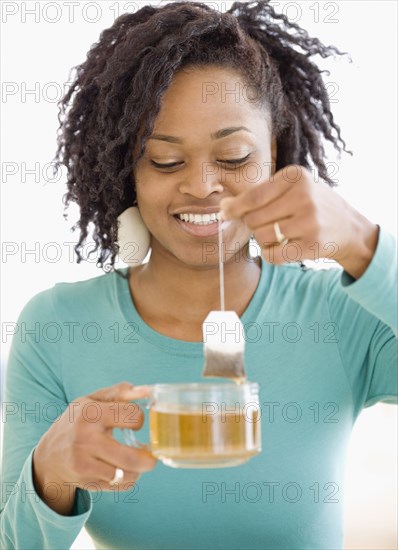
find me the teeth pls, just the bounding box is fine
[177,212,221,225]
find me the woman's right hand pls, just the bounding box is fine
[32,382,157,515]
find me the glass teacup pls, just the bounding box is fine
[123,381,261,468]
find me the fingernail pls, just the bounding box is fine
[128,385,152,397]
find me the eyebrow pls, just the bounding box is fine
[147,126,253,144]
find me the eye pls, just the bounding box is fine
[150,160,183,169]
[150,153,252,170]
[220,153,252,166]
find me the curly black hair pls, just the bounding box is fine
[54,0,350,275]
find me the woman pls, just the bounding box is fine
[1,1,396,548]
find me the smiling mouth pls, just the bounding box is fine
[173,212,222,225]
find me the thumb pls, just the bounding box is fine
[88,381,152,402]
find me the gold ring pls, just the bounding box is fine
[274,222,289,246]
[109,467,124,486]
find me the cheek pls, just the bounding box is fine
[134,176,172,231]
[228,153,273,194]
[135,170,163,208]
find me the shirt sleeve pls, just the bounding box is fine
[0,288,93,550]
[327,226,398,416]
[341,226,398,336]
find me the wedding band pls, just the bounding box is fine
[274,222,289,246]
[109,467,124,486]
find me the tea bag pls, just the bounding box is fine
[202,219,246,382]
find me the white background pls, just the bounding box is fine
[1,1,397,548]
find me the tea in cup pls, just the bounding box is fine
[123,382,261,468]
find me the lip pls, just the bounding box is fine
[173,216,230,237]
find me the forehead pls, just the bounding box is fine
[151,66,268,136]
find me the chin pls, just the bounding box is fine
[173,249,221,270]
[173,242,251,269]
[152,230,252,267]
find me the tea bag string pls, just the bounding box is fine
[218,217,225,311]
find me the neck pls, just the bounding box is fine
[128,244,261,337]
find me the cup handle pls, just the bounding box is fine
[122,396,151,450]
[122,427,146,448]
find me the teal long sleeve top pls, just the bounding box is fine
[1,227,397,549]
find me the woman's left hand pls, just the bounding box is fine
[220,165,379,280]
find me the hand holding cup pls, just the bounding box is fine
[32,382,157,515]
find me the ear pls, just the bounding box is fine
[271,138,277,175]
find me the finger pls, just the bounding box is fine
[243,201,294,232]
[254,216,304,248]
[254,221,288,248]
[88,382,152,402]
[254,216,309,265]
[98,478,141,493]
[76,455,142,489]
[100,401,145,430]
[257,214,332,264]
[94,438,158,474]
[220,169,297,220]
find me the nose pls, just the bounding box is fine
[178,161,224,199]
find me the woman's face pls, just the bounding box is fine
[134,65,275,268]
